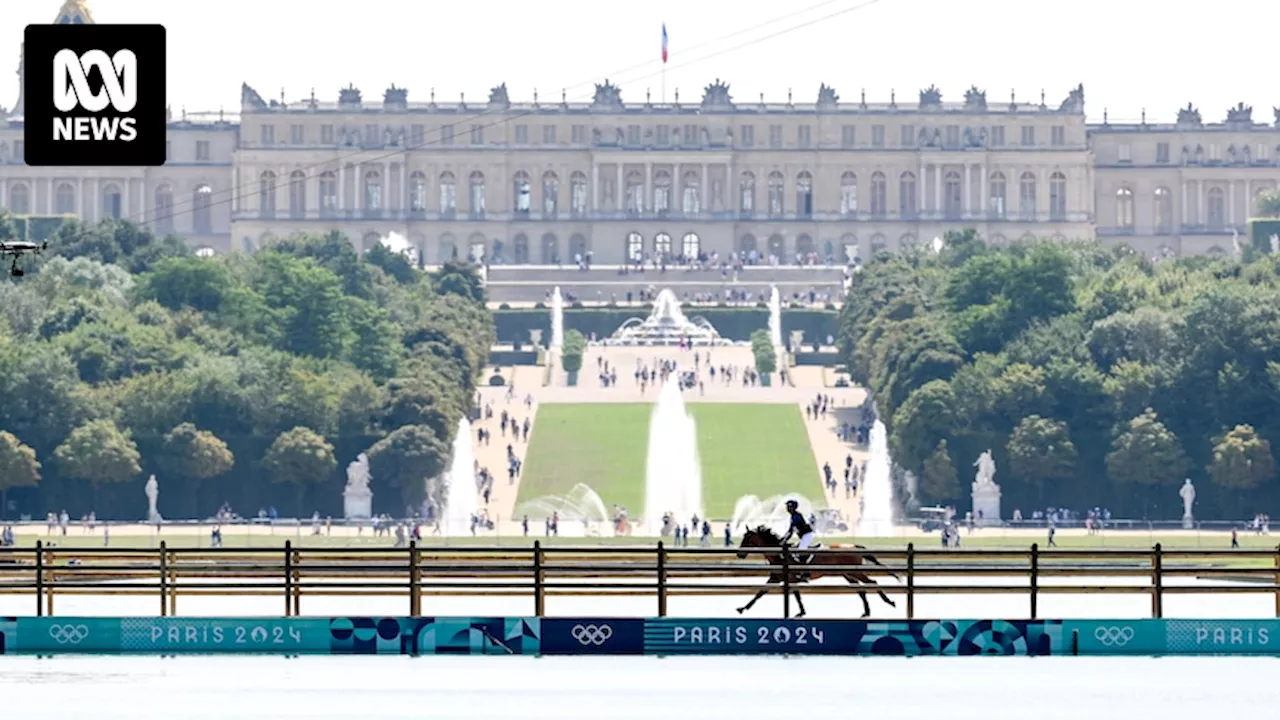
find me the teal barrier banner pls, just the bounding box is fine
[17,618,333,653]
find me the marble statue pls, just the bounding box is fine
[1179,478,1196,528]
[144,474,161,522]
[343,453,374,520]
[970,450,1001,526]
[973,450,997,487]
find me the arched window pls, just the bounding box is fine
[626,232,644,262]
[682,171,701,215]
[153,185,173,234]
[7,183,30,214]
[468,232,487,262]
[439,233,458,263]
[569,233,588,260]
[796,234,815,258]
[767,172,785,217]
[193,185,213,234]
[512,233,530,264]
[739,172,756,216]
[102,183,123,220]
[652,171,671,215]
[900,234,917,248]
[990,234,1007,245]
[439,172,457,216]
[468,171,485,217]
[55,182,76,215]
[570,172,588,216]
[795,171,813,217]
[943,170,962,219]
[1207,187,1225,229]
[870,234,887,253]
[363,169,382,212]
[739,234,758,257]
[767,234,785,258]
[319,172,338,216]
[541,233,559,264]
[1049,172,1067,220]
[542,171,559,216]
[870,172,886,217]
[409,171,427,212]
[490,238,505,264]
[513,171,532,214]
[289,170,306,218]
[989,173,1007,218]
[1019,172,1037,220]
[899,172,917,218]
[839,233,856,263]
[1154,187,1173,233]
[654,232,672,257]
[1115,187,1135,229]
[362,232,381,252]
[840,172,857,217]
[259,171,277,218]
[682,232,700,259]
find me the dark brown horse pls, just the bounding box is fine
[735,525,898,618]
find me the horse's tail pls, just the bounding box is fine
[854,544,900,581]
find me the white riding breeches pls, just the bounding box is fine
[797,532,816,550]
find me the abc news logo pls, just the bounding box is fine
[24,24,166,167]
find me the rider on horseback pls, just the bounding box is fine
[779,499,817,568]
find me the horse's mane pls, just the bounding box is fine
[751,525,784,544]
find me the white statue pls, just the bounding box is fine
[343,453,374,520]
[973,450,997,488]
[1179,479,1196,527]
[144,474,161,522]
[346,453,371,494]
[1270,234,1279,255]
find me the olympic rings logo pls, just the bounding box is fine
[571,624,613,646]
[48,624,90,645]
[1093,626,1134,646]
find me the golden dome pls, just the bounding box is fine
[54,0,95,25]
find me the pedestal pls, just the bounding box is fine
[344,489,373,520]
[1182,514,1194,530]
[971,482,1001,526]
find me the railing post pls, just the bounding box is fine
[532,540,545,616]
[905,543,916,619]
[284,540,293,618]
[1151,543,1164,619]
[656,541,668,618]
[34,540,43,617]
[159,541,168,617]
[781,549,791,619]
[292,545,301,617]
[1274,544,1280,619]
[409,541,421,616]
[45,545,55,617]
[1029,543,1039,620]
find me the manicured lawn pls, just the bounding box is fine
[516,404,651,514]
[690,403,823,518]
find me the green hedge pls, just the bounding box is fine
[494,307,839,345]
[11,215,73,243]
[1248,219,1280,252]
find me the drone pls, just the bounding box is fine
[0,240,48,277]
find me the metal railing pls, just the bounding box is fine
[2,542,1279,620]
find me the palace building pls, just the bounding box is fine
[2,1,1279,263]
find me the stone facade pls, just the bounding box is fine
[2,3,1278,261]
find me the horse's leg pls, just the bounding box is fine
[841,574,873,617]
[737,576,778,614]
[793,590,806,618]
[850,571,896,609]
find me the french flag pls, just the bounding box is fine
[661,24,668,64]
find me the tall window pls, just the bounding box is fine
[767,172,784,217]
[1207,187,1225,229]
[193,185,212,233]
[682,232,700,259]
[103,184,122,220]
[55,182,76,214]
[152,185,173,234]
[944,171,962,220]
[989,173,1006,218]
[795,172,813,217]
[654,232,672,258]
[840,172,857,217]
[1019,172,1037,220]
[513,172,532,214]
[284,171,304,218]
[409,171,427,212]
[1115,187,1135,229]
[1049,172,1067,220]
[363,170,382,212]
[439,172,457,216]
[870,172,886,217]
[468,171,485,218]
[653,171,672,215]
[512,234,530,264]
[626,171,644,215]
[259,171,277,218]
[542,172,559,216]
[899,172,917,218]
[739,172,756,216]
[1154,187,1173,233]
[540,233,558,264]
[682,171,701,215]
[627,232,643,262]
[320,172,338,215]
[570,172,588,216]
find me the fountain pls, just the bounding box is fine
[441,417,479,534]
[607,289,731,346]
[516,483,612,536]
[643,380,704,535]
[380,231,420,266]
[730,494,818,533]
[768,285,782,347]
[550,286,564,350]
[855,420,896,536]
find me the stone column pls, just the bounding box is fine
[701,163,708,215]
[400,161,407,213]
[934,166,942,218]
[963,165,971,217]
[306,169,319,218]
[46,178,54,214]
[123,179,131,219]
[979,164,988,218]
[1181,182,1188,226]
[338,166,346,212]
[592,164,600,211]
[615,164,623,211]
[918,161,926,214]
[1198,181,1204,226]
[645,162,652,213]
[77,179,84,219]
[1229,181,1236,227]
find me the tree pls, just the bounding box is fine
[1007,415,1078,505]
[0,431,41,518]
[890,380,957,471]
[750,329,777,374]
[54,419,142,504]
[366,424,450,508]
[263,426,336,517]
[1209,425,1276,501]
[159,422,235,481]
[561,329,586,374]
[430,260,486,304]
[138,256,233,313]
[919,440,958,504]
[1255,188,1280,218]
[1106,408,1190,514]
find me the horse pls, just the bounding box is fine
[735,525,898,618]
